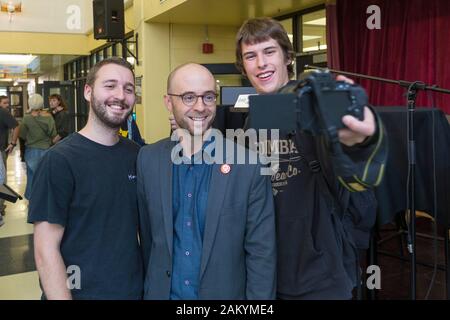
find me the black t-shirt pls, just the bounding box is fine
[28,133,143,299]
[0,107,18,150]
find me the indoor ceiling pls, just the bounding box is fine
[0,0,132,34]
[149,0,325,26]
[0,0,324,83]
[0,54,78,83]
[0,0,132,83]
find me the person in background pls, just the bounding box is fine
[119,114,145,147]
[49,94,70,144]
[0,152,5,227]
[0,95,19,216]
[19,94,57,200]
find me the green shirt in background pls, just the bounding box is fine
[19,114,57,149]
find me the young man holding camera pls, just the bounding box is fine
[235,17,385,299]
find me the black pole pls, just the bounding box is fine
[446,225,450,300]
[406,82,421,300]
[304,65,450,300]
[304,65,450,94]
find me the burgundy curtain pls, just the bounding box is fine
[326,0,341,70]
[327,0,450,114]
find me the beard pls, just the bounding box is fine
[90,95,133,129]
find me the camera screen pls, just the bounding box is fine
[321,90,353,128]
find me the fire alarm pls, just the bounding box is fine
[202,43,213,54]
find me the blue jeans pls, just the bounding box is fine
[24,147,47,200]
[0,151,7,211]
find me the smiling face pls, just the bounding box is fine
[84,63,135,129]
[165,63,217,136]
[240,38,291,94]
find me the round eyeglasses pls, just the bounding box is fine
[167,92,217,106]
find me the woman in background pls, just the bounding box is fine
[49,94,70,144]
[19,94,56,199]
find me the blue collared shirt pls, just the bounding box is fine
[170,146,213,300]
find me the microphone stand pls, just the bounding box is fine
[305,64,450,300]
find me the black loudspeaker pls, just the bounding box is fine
[93,0,124,40]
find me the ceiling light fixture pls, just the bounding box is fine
[0,54,36,65]
[1,1,22,22]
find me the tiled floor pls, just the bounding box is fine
[373,219,449,300]
[0,150,33,240]
[0,149,41,300]
[0,149,447,300]
[0,271,41,300]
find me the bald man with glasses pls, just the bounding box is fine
[137,63,276,300]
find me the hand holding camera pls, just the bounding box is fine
[334,75,376,146]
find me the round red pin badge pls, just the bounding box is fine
[220,164,231,174]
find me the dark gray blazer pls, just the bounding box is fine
[137,138,276,300]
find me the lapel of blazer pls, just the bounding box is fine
[199,141,233,280]
[160,140,175,257]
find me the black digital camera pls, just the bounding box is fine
[249,69,367,136]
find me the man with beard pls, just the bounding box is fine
[137,63,276,299]
[28,57,143,299]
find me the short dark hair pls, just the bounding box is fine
[86,57,135,87]
[49,94,68,111]
[235,17,295,79]
[0,95,8,103]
